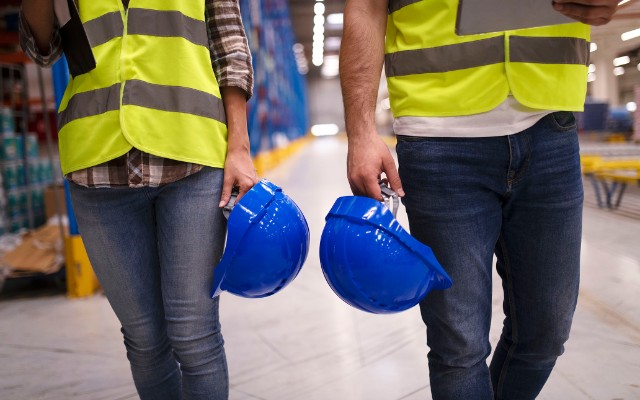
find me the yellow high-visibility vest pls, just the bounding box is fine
[385,0,591,117]
[57,0,228,175]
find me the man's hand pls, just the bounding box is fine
[552,0,619,25]
[341,0,402,200]
[347,133,404,201]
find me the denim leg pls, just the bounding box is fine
[68,183,181,400]
[155,167,229,400]
[489,114,583,400]
[397,136,510,400]
[397,112,582,400]
[68,167,229,400]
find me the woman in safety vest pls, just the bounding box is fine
[21,1,257,398]
[340,0,619,399]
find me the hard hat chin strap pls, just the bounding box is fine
[379,182,399,218]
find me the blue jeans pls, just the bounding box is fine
[68,167,229,400]
[396,112,583,400]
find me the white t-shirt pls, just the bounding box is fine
[393,96,554,138]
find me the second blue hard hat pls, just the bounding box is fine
[211,179,310,299]
[320,185,452,314]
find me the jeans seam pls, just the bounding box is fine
[506,136,514,190]
[496,236,518,400]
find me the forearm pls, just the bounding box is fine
[21,0,56,54]
[340,0,388,139]
[221,86,250,154]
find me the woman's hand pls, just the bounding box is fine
[218,86,258,207]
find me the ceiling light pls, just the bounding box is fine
[613,56,630,66]
[325,37,342,51]
[621,28,640,41]
[587,73,596,82]
[590,42,597,52]
[626,102,637,113]
[588,64,596,73]
[326,13,344,26]
[311,124,339,136]
[314,2,325,15]
[613,66,625,76]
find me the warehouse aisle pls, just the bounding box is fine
[1,136,639,400]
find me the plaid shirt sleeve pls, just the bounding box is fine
[206,0,254,99]
[18,12,63,68]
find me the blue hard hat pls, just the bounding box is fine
[211,179,310,298]
[319,185,452,314]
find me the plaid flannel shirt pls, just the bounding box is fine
[20,0,253,188]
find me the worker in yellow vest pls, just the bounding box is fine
[21,1,257,398]
[341,1,618,399]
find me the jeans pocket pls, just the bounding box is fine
[550,111,577,131]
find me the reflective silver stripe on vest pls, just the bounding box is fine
[509,36,589,66]
[388,0,423,14]
[386,36,590,77]
[127,9,209,48]
[84,12,124,47]
[385,36,505,78]
[58,83,121,129]
[122,80,226,124]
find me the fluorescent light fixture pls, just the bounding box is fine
[325,37,342,51]
[587,72,596,82]
[613,66,625,76]
[311,124,340,136]
[621,28,640,41]
[626,102,637,113]
[321,66,339,78]
[326,13,344,26]
[590,42,597,52]
[588,64,596,73]
[312,58,323,67]
[314,2,325,15]
[314,15,325,26]
[613,56,630,66]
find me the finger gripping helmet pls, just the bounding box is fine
[211,179,310,298]
[320,195,452,314]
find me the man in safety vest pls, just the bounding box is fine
[340,1,619,399]
[21,0,256,399]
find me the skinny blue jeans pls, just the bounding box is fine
[68,167,229,400]
[396,112,583,400]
